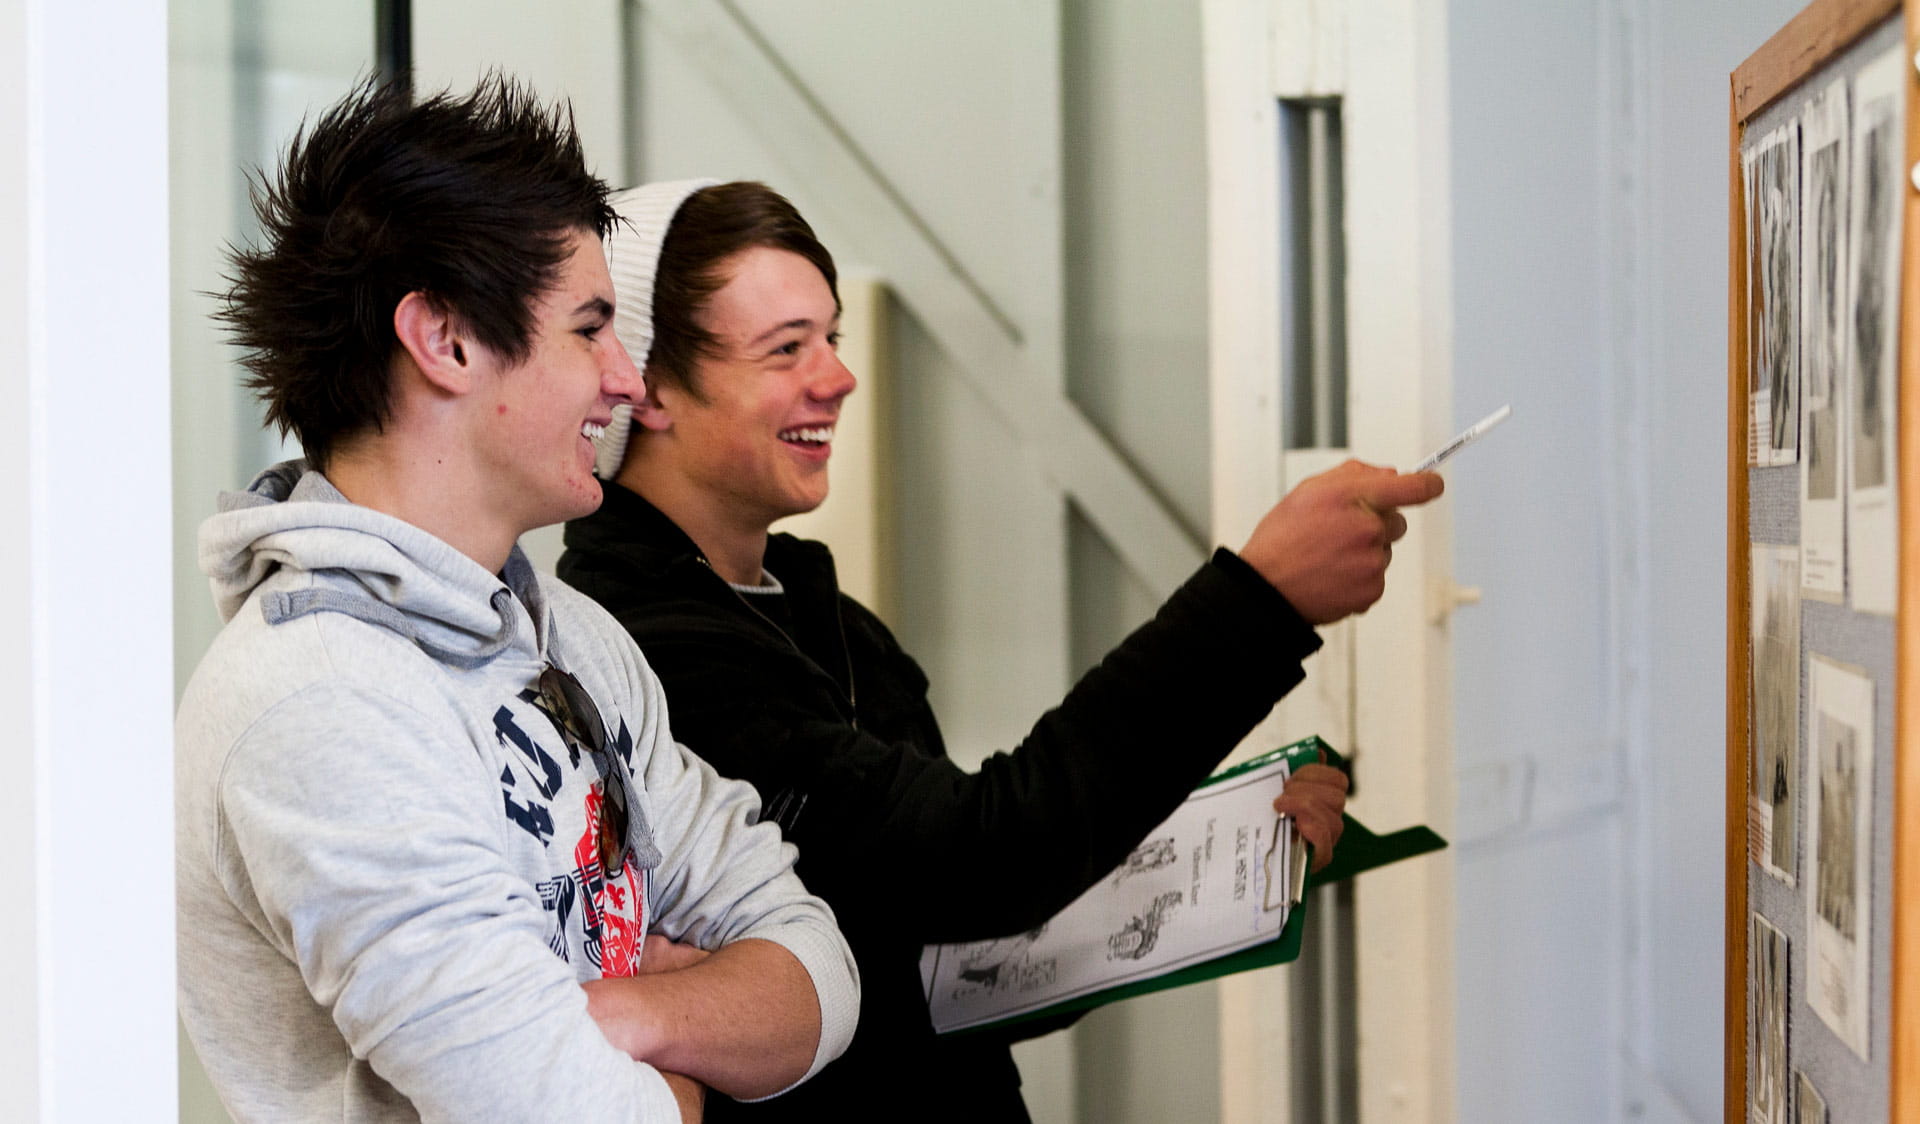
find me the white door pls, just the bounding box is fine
[1206,1,1458,1120]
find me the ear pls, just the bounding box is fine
[393,291,474,395]
[630,371,676,433]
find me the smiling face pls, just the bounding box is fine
[622,245,854,548]
[470,228,643,536]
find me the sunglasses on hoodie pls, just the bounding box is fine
[535,663,633,879]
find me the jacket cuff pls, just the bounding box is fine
[1204,547,1322,664]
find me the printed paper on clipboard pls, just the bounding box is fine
[917,744,1315,1035]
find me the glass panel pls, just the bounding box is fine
[1279,97,1348,451]
[171,0,374,687]
[170,6,374,1122]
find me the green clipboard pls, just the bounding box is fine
[944,736,1447,1036]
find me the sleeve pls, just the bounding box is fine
[216,684,682,1123]
[632,548,1322,945]
[607,645,862,1089]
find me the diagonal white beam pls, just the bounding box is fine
[644,0,1207,596]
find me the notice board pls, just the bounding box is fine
[1728,2,1920,1119]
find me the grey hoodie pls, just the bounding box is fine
[176,463,858,1122]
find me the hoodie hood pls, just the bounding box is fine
[199,460,541,668]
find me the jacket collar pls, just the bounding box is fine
[563,480,859,709]
[564,479,707,576]
[566,480,837,593]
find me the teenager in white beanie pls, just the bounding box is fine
[592,177,719,481]
[562,180,1438,1120]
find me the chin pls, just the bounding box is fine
[555,479,606,524]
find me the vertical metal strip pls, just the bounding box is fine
[375,0,412,98]
[1331,880,1360,1122]
[1283,98,1349,453]
[1319,891,1342,1119]
[1280,96,1362,1123]
[1308,105,1336,449]
[1289,893,1326,1122]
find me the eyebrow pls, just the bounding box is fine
[746,316,839,350]
[572,297,614,320]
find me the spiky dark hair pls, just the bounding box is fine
[219,73,616,469]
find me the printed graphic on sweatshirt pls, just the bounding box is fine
[575,784,643,977]
[496,704,561,846]
[496,693,645,977]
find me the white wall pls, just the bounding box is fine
[1632,7,1811,1115]
[2,2,176,1121]
[1449,2,1620,1117]
[1058,8,1218,1119]
[1447,2,1805,1120]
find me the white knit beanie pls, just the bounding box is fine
[592,178,722,479]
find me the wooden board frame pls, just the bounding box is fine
[1728,1,1917,1118]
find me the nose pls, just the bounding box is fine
[808,350,857,403]
[603,337,645,405]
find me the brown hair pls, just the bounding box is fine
[646,182,839,400]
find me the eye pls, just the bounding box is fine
[826,331,843,350]
[576,321,608,340]
[772,340,803,357]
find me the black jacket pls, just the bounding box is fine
[559,483,1323,1120]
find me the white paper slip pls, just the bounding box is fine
[1413,405,1512,473]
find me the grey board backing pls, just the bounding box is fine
[1742,13,1901,1122]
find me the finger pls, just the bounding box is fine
[1360,471,1444,510]
[1273,784,1347,816]
[1297,808,1344,865]
[1296,809,1342,860]
[1383,510,1409,543]
[1272,805,1342,854]
[1287,763,1350,792]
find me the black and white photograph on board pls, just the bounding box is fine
[1795,1069,1828,1124]
[1751,913,1790,1124]
[1807,654,1874,1059]
[1847,46,1905,615]
[1800,79,1848,601]
[1745,119,1802,467]
[1752,544,1801,883]
[1813,713,1859,942]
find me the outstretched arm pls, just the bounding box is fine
[566,460,1435,946]
[1237,459,1443,624]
